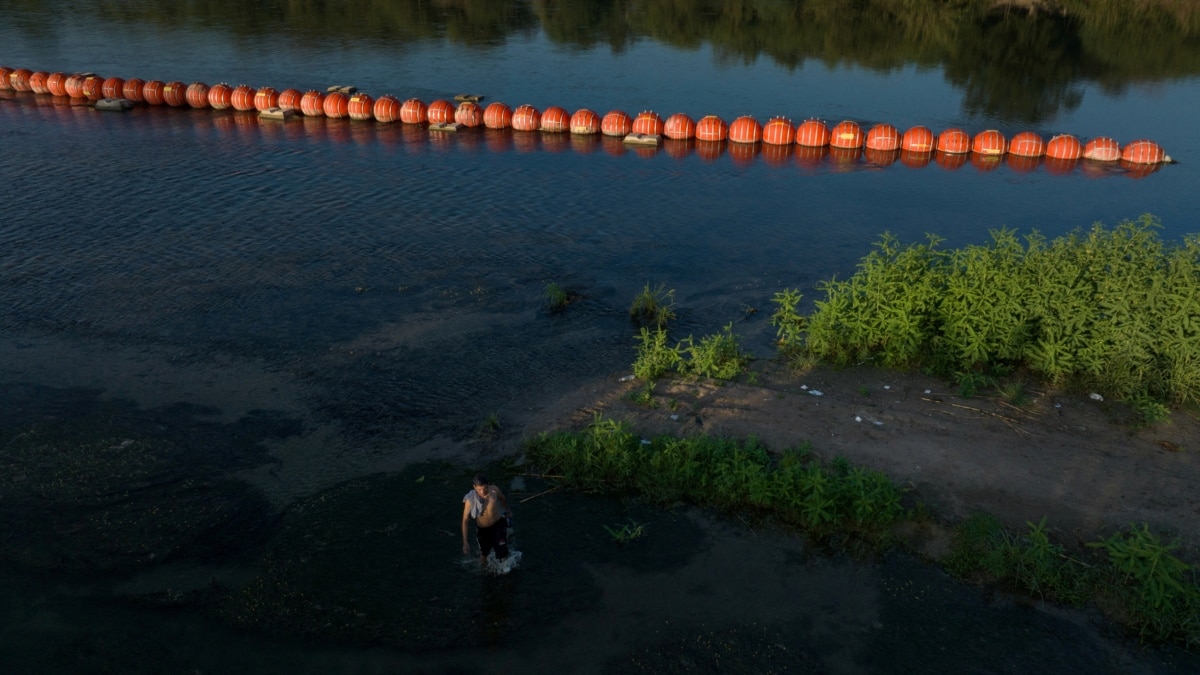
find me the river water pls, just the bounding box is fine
[2,1,1199,672]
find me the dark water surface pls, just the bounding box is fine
[3,1,1200,672]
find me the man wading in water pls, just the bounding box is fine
[462,473,512,566]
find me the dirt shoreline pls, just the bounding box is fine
[506,362,1200,558]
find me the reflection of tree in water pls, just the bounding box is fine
[6,0,1200,122]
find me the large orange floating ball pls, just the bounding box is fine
[484,102,513,129]
[540,105,570,132]
[1008,131,1045,158]
[162,81,188,107]
[1120,139,1167,164]
[1083,137,1121,161]
[103,76,129,99]
[277,88,304,112]
[348,93,375,120]
[427,99,455,124]
[1045,134,1082,160]
[29,71,51,94]
[570,108,601,134]
[185,82,210,109]
[795,119,830,147]
[122,77,146,102]
[142,80,168,105]
[601,110,633,136]
[972,130,1007,156]
[455,101,483,127]
[512,104,540,131]
[230,84,256,111]
[9,68,33,92]
[81,74,105,100]
[401,98,429,124]
[64,73,86,98]
[208,83,234,110]
[829,121,864,149]
[901,126,935,153]
[46,72,69,96]
[865,123,900,151]
[632,111,665,136]
[728,115,763,144]
[937,128,970,154]
[324,91,351,119]
[762,117,795,145]
[373,94,401,123]
[695,115,728,142]
[0,66,13,90]
[663,113,696,140]
[256,87,282,112]
[299,90,326,117]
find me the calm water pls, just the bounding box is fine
[3,1,1200,672]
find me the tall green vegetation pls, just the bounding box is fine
[773,216,1200,407]
[633,324,749,381]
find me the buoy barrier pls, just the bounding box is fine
[0,64,1174,170]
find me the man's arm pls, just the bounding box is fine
[461,500,472,554]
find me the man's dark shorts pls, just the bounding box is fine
[476,519,509,559]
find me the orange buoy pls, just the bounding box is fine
[1008,131,1045,158]
[81,74,105,100]
[185,82,210,109]
[829,121,864,149]
[632,111,665,136]
[935,150,970,170]
[972,130,1007,156]
[29,71,50,94]
[663,113,696,140]
[795,119,830,147]
[512,104,540,131]
[207,83,233,109]
[96,76,122,99]
[230,84,256,111]
[1006,154,1041,174]
[142,80,167,105]
[601,110,633,136]
[9,68,33,92]
[540,105,570,132]
[1045,134,1082,160]
[865,147,900,167]
[900,149,932,169]
[762,117,795,145]
[299,90,326,117]
[0,67,13,90]
[484,102,513,129]
[64,73,86,98]
[937,128,970,154]
[373,94,401,123]
[162,81,188,107]
[122,77,145,102]
[454,100,483,127]
[728,115,763,144]
[324,91,351,119]
[695,115,728,142]
[901,126,935,153]
[570,108,601,134]
[400,98,428,124]
[277,88,303,112]
[865,123,900,151]
[348,93,374,120]
[46,72,69,97]
[762,142,794,167]
[1083,137,1120,161]
[256,87,282,112]
[427,99,455,124]
[1120,139,1167,164]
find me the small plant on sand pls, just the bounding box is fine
[1128,394,1171,428]
[680,323,749,380]
[624,382,657,407]
[633,327,683,381]
[475,412,503,440]
[603,520,646,546]
[629,283,676,328]
[543,282,570,311]
[996,379,1033,407]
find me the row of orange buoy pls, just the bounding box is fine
[1,64,1174,166]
